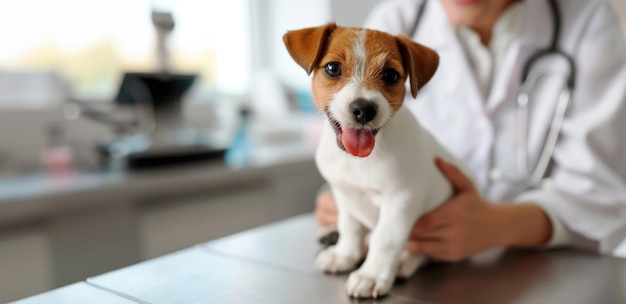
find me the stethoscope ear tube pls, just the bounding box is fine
[409,0,577,189]
[521,0,576,90]
[515,67,573,186]
[511,0,576,187]
[408,0,428,38]
[521,49,576,90]
[532,86,572,181]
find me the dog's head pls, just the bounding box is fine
[283,23,439,157]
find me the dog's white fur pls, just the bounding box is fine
[284,24,475,299]
[316,106,466,297]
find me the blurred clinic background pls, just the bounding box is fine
[0,0,624,301]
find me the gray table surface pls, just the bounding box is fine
[12,282,137,304]
[16,214,626,303]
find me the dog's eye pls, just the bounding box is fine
[382,69,400,84]
[324,62,342,78]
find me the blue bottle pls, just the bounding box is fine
[225,107,252,167]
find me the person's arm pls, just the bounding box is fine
[493,204,552,248]
[408,1,626,258]
[512,1,626,255]
[523,204,584,249]
[405,158,553,261]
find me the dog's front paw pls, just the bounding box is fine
[346,269,394,299]
[315,246,360,274]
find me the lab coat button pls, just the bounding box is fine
[541,179,554,189]
[489,168,502,181]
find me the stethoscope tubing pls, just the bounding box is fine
[409,0,576,189]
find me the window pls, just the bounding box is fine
[0,0,251,102]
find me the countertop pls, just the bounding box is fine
[16,214,626,303]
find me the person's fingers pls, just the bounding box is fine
[315,191,338,226]
[315,208,337,226]
[405,240,448,258]
[405,240,420,254]
[434,157,475,192]
[316,191,337,213]
[412,195,464,233]
[411,213,449,236]
[315,207,337,226]
[410,225,451,241]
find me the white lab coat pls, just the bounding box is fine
[364,0,626,255]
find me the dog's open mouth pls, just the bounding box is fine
[328,115,379,158]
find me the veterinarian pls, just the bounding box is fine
[316,0,626,260]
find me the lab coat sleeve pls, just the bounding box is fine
[530,203,588,249]
[362,0,423,35]
[515,1,626,255]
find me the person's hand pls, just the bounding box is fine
[315,188,338,227]
[405,157,503,261]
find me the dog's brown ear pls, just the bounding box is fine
[283,23,337,75]
[396,35,439,98]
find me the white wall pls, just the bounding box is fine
[251,0,382,92]
[250,0,331,91]
[331,0,381,27]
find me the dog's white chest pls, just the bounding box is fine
[315,125,387,193]
[314,122,399,230]
[314,108,461,223]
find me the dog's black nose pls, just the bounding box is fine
[350,99,377,124]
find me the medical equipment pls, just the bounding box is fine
[409,0,576,189]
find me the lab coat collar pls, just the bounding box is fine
[486,0,554,113]
[417,0,450,50]
[419,0,556,115]
[418,0,486,116]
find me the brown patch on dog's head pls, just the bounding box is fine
[283,23,352,111]
[361,30,408,111]
[283,24,439,114]
[308,27,361,111]
[283,23,337,75]
[396,35,439,99]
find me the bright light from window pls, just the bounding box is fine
[0,0,250,100]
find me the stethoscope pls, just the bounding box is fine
[410,0,576,189]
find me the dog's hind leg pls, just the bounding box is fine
[315,213,364,273]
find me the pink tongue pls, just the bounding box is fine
[340,128,375,157]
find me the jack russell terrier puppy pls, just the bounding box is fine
[283,23,475,299]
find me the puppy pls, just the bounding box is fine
[283,23,474,299]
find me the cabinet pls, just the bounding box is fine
[0,158,324,302]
